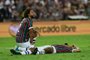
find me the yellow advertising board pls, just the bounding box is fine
[0,21,90,37]
[33,21,90,35]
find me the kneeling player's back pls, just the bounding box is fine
[16,18,33,43]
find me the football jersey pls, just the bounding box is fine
[53,45,72,53]
[16,18,33,43]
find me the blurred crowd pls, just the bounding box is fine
[0,0,89,22]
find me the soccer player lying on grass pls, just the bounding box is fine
[10,43,80,55]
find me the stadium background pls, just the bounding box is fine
[0,0,90,37]
[0,0,90,60]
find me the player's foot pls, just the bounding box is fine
[10,49,21,55]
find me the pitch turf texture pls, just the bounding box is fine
[0,35,90,60]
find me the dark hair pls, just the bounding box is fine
[64,43,68,45]
[23,8,32,18]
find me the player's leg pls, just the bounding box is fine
[15,40,34,51]
[10,49,21,55]
[10,49,32,55]
[14,46,27,51]
[17,40,34,48]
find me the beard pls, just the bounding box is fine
[31,13,39,19]
[31,16,36,19]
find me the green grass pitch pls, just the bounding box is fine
[0,35,90,60]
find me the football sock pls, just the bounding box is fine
[20,50,32,55]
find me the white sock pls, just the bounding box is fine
[18,47,27,51]
[20,50,32,55]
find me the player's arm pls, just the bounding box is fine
[27,18,38,44]
[29,28,37,44]
[44,47,53,54]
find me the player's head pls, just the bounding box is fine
[71,45,81,52]
[24,8,37,18]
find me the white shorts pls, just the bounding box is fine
[16,41,34,48]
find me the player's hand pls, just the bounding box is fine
[32,39,36,44]
[30,38,36,44]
